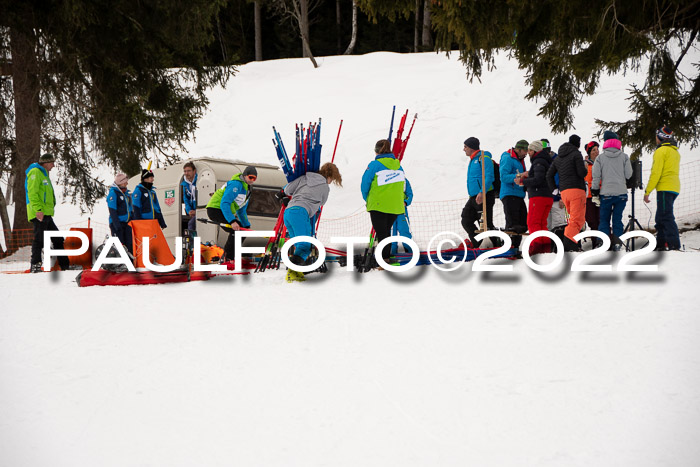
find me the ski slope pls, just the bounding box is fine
[27,50,700,225]
[2,51,700,466]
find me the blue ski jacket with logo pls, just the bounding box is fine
[132,183,166,228]
[467,150,495,197]
[107,184,133,228]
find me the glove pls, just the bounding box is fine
[552,188,560,196]
[592,196,600,207]
[275,189,291,206]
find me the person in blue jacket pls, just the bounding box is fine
[391,178,414,255]
[460,136,495,247]
[181,161,198,233]
[107,173,134,253]
[499,140,529,248]
[132,169,167,229]
[206,166,257,262]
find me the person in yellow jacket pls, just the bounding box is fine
[644,125,681,250]
[24,153,70,272]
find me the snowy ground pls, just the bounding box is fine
[2,248,700,467]
[2,51,700,466]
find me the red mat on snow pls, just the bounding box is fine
[77,269,211,287]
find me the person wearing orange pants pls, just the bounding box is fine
[547,135,588,251]
[561,188,586,244]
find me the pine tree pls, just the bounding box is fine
[0,0,235,256]
[363,0,700,154]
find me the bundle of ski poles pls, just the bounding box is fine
[257,119,343,273]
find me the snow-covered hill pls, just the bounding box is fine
[29,50,700,226]
[2,52,700,467]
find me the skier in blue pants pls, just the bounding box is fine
[391,178,414,255]
[280,163,343,282]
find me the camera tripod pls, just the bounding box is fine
[622,188,646,251]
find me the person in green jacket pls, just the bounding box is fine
[644,125,681,250]
[361,139,408,264]
[24,153,69,272]
[206,166,257,262]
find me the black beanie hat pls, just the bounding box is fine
[39,153,56,164]
[242,166,258,178]
[463,137,480,150]
[569,134,581,148]
[141,169,154,181]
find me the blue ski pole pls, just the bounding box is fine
[388,105,396,143]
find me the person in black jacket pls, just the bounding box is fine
[516,140,553,255]
[547,134,588,251]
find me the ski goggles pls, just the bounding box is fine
[246,175,257,181]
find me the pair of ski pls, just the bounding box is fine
[358,107,418,273]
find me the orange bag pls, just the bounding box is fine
[199,243,224,264]
[64,227,93,269]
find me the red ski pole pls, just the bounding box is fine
[315,119,344,232]
[398,113,418,161]
[330,119,343,163]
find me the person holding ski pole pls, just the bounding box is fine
[460,136,496,248]
[361,139,408,267]
[206,166,257,263]
[280,162,343,282]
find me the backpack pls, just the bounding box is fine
[481,152,501,198]
[492,160,501,198]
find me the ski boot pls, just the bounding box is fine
[286,269,306,282]
[30,262,42,273]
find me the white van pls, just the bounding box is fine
[128,157,286,252]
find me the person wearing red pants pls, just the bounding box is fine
[547,134,588,251]
[517,140,553,255]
